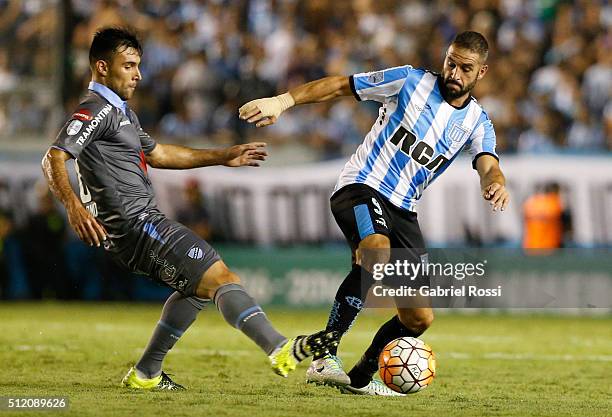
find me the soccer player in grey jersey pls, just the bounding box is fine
[42,27,337,390]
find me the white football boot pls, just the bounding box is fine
[306,355,351,386]
[340,379,406,396]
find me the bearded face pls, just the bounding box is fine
[441,45,487,101]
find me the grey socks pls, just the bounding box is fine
[213,283,286,355]
[135,284,286,380]
[135,291,207,378]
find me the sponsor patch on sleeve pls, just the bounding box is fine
[72,109,93,121]
[66,119,83,136]
[367,71,384,84]
[75,104,113,146]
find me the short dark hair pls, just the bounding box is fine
[451,31,489,61]
[89,27,142,66]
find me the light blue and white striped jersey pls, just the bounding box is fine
[335,65,498,211]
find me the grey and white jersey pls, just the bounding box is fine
[52,90,159,236]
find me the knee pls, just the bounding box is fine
[196,262,241,299]
[397,309,434,336]
[357,234,391,273]
[215,269,241,287]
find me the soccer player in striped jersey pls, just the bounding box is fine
[240,31,509,395]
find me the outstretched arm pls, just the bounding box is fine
[146,142,267,169]
[476,155,509,212]
[290,76,352,105]
[239,76,352,127]
[41,147,107,246]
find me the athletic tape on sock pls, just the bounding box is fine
[234,305,265,329]
[157,320,185,338]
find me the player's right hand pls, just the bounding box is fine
[66,201,107,247]
[239,93,295,127]
[482,182,510,212]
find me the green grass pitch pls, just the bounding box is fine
[1,303,610,417]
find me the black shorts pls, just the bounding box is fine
[331,183,427,262]
[106,213,220,296]
[332,184,430,304]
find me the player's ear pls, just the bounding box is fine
[477,64,488,80]
[95,60,109,77]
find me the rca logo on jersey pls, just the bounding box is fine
[66,119,83,136]
[76,104,112,146]
[119,120,131,127]
[390,126,450,173]
[72,109,93,121]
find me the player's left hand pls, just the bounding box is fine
[482,183,509,212]
[239,93,295,127]
[224,142,268,167]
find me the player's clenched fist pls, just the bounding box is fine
[66,201,107,247]
[239,93,295,127]
[482,182,509,212]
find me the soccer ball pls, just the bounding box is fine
[378,337,436,394]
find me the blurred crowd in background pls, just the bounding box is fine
[0,0,610,159]
[0,0,608,299]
